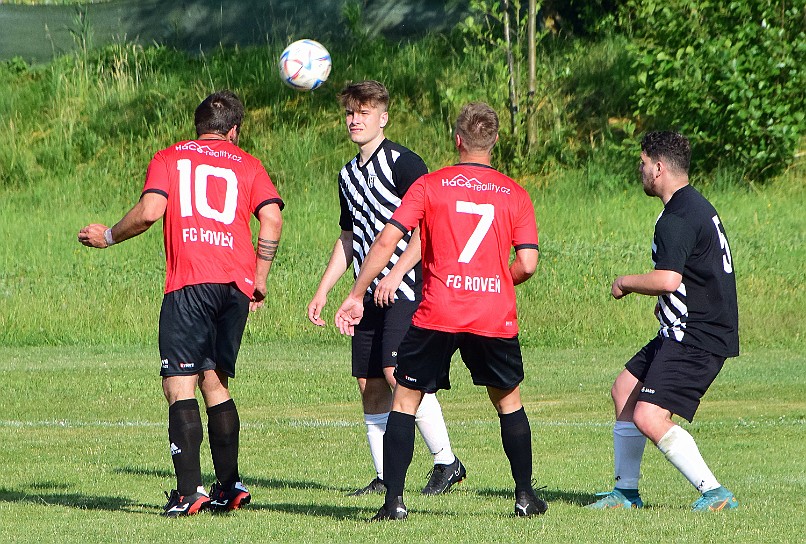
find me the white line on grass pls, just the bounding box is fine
[1,417,801,430]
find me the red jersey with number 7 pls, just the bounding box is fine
[388,163,538,338]
[142,139,284,297]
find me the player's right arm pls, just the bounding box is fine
[335,223,405,336]
[77,192,167,248]
[307,230,352,326]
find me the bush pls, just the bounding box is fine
[620,0,806,182]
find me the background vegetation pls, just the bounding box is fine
[0,1,804,542]
[1,9,803,349]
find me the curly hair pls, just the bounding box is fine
[641,131,691,175]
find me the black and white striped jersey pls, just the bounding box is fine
[338,139,427,301]
[652,185,739,357]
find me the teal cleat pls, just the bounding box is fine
[585,489,643,509]
[691,486,738,512]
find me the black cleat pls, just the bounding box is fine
[209,481,251,512]
[369,496,408,521]
[162,489,211,517]
[514,489,548,517]
[421,457,467,495]
[349,477,386,496]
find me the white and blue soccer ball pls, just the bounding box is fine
[278,39,332,91]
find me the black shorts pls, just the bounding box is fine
[626,336,725,422]
[352,295,418,379]
[393,326,524,393]
[159,283,250,378]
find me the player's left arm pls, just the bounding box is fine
[612,214,687,299]
[373,226,421,307]
[251,202,283,312]
[510,193,540,286]
[611,269,682,299]
[374,154,427,307]
[336,223,405,335]
[77,192,167,248]
[510,247,539,286]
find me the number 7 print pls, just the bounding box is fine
[456,201,494,263]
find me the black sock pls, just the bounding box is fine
[168,398,204,496]
[207,398,240,487]
[499,407,533,494]
[383,411,416,504]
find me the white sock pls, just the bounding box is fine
[415,393,455,466]
[613,421,646,489]
[657,425,720,493]
[364,412,388,480]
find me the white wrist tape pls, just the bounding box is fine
[103,228,116,246]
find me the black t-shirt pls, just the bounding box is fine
[652,185,739,357]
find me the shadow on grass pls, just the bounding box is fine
[114,466,596,505]
[115,466,345,492]
[473,486,595,506]
[0,486,147,513]
[246,501,372,520]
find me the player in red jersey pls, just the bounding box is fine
[78,90,283,517]
[335,102,547,520]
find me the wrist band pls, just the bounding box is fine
[103,228,116,246]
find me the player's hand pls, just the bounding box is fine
[611,276,629,299]
[307,293,328,326]
[373,274,401,307]
[77,224,110,248]
[335,295,364,336]
[250,284,267,312]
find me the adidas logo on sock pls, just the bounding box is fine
[170,443,182,456]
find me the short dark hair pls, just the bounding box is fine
[455,102,499,152]
[641,131,691,175]
[195,90,244,136]
[338,80,389,111]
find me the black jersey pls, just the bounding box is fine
[338,139,427,301]
[652,185,739,357]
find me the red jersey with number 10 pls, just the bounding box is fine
[389,163,538,337]
[142,139,284,297]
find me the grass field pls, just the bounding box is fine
[0,344,803,543]
[1,19,804,543]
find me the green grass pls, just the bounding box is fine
[0,28,804,544]
[0,344,803,543]
[1,38,803,349]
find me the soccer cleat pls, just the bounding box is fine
[514,488,549,517]
[421,457,467,495]
[369,496,408,521]
[585,489,644,509]
[209,481,252,512]
[162,489,211,517]
[349,477,386,496]
[691,486,738,512]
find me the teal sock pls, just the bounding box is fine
[615,487,640,500]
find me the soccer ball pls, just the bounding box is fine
[278,39,332,91]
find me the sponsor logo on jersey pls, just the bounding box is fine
[175,141,243,162]
[367,174,377,188]
[441,174,512,195]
